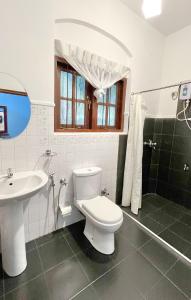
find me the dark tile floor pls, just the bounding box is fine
[0,210,190,299]
[123,193,191,261]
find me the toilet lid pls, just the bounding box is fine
[82,196,123,224]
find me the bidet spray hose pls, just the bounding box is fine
[56,178,68,230]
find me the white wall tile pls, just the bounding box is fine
[0,104,119,242]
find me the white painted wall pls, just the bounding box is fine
[0,0,167,241]
[54,0,165,116]
[0,73,25,92]
[162,25,191,85]
[158,25,191,117]
[0,0,54,103]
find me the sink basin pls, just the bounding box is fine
[0,170,48,204]
[0,170,48,277]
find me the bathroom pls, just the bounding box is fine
[0,0,191,299]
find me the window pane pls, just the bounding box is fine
[75,102,85,126]
[97,105,106,126]
[60,71,72,98]
[109,84,117,104]
[60,100,72,125]
[98,93,107,104]
[108,106,116,126]
[76,76,85,100]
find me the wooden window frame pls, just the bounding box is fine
[58,66,90,129]
[54,56,126,132]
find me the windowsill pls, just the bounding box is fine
[53,131,127,136]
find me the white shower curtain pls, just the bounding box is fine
[122,94,147,215]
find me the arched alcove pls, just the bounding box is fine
[55,18,132,66]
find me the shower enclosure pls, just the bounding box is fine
[122,87,191,262]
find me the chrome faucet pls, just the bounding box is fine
[0,168,13,179]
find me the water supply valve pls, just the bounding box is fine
[101,188,109,196]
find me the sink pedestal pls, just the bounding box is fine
[1,201,27,276]
[0,170,48,277]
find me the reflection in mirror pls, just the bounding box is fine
[0,73,31,139]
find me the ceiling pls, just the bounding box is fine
[122,0,191,35]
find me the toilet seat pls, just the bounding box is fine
[81,196,122,224]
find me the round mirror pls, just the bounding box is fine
[0,73,31,139]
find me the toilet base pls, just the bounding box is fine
[84,219,114,255]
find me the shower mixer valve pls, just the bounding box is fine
[144,139,157,150]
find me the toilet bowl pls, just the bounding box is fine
[73,167,123,255]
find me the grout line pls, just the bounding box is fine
[4,245,45,297]
[34,232,77,275]
[69,284,102,300]
[43,252,76,275]
[63,235,91,282]
[69,254,131,300]
[4,274,43,296]
[69,283,94,300]
[138,239,179,276]
[119,213,152,249]
[122,210,191,265]
[163,258,179,275]
[124,216,190,299]
[167,228,191,246]
[68,222,144,300]
[148,271,190,300]
[144,201,187,224]
[148,213,177,227]
[33,241,51,300]
[156,119,163,192]
[162,261,191,300]
[72,254,92,282]
[35,229,68,249]
[123,201,191,246]
[147,215,179,234]
[35,240,46,273]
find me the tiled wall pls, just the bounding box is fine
[0,104,119,242]
[116,135,127,205]
[142,118,156,194]
[143,113,191,209]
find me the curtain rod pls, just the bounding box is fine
[131,81,191,96]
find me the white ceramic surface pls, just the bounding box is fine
[0,170,48,204]
[0,170,48,276]
[73,167,123,255]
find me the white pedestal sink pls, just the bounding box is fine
[0,170,48,277]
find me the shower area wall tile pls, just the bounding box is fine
[143,118,157,194]
[142,110,191,210]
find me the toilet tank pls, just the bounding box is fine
[73,167,102,201]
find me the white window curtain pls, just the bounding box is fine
[55,40,130,99]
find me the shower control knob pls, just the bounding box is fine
[144,139,157,150]
[184,163,189,172]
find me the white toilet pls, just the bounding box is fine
[73,167,123,255]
